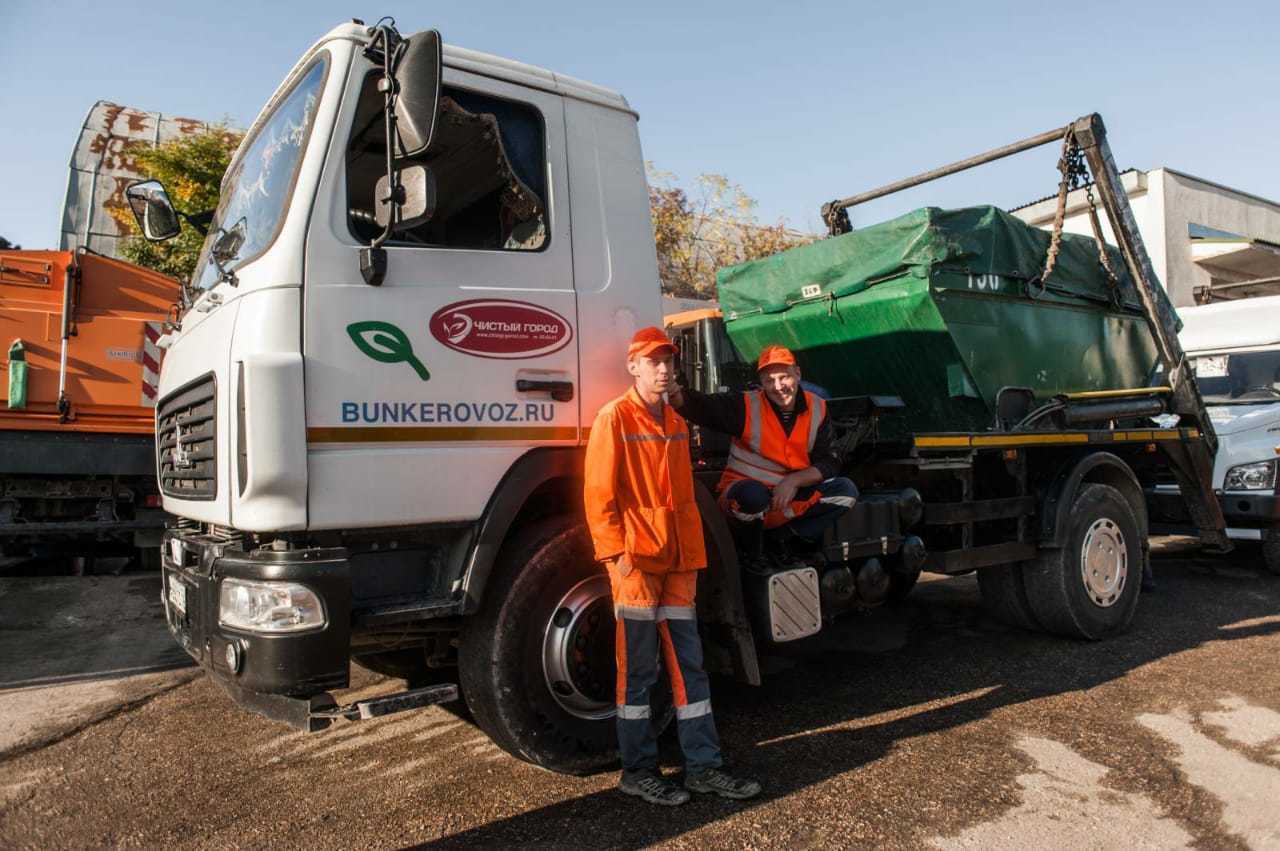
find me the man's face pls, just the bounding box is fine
[627,348,676,398]
[759,364,800,410]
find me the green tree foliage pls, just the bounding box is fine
[0,235,19,250]
[110,129,242,282]
[647,164,811,299]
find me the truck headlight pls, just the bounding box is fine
[219,578,326,633]
[1224,459,1277,491]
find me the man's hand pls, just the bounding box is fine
[614,553,634,577]
[770,467,823,512]
[666,386,684,407]
[770,476,800,512]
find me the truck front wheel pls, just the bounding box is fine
[1023,483,1142,639]
[459,516,669,775]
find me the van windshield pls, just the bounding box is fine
[188,57,327,295]
[1189,351,1280,404]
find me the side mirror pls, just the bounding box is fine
[394,30,442,157]
[125,180,181,241]
[211,217,247,264]
[375,165,436,230]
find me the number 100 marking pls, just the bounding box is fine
[967,274,1004,292]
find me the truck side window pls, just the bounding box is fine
[346,75,548,251]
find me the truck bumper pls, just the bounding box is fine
[1217,491,1279,529]
[1146,486,1278,537]
[161,527,352,730]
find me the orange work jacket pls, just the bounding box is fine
[717,389,827,494]
[584,388,707,574]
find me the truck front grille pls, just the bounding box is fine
[157,373,217,500]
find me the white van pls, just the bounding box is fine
[1176,296,1280,571]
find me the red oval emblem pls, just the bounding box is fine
[429,299,573,360]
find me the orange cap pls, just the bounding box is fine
[627,326,678,360]
[756,344,797,371]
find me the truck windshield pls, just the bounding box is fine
[188,57,328,295]
[1189,350,1280,404]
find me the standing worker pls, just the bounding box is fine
[584,326,762,807]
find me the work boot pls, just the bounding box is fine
[684,767,762,800]
[619,770,691,806]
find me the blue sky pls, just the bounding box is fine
[2,0,1278,249]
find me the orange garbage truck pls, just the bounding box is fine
[1,248,178,570]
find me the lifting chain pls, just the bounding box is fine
[1083,180,1123,305]
[1035,131,1120,302]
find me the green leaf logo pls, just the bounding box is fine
[346,321,431,381]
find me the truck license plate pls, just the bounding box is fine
[167,576,187,614]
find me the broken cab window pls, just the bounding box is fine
[346,78,548,252]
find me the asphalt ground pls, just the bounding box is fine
[1,538,1279,849]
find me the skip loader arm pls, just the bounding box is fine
[1070,115,1228,551]
[820,112,1230,551]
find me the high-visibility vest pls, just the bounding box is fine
[718,390,826,490]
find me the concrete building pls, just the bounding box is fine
[1012,168,1280,307]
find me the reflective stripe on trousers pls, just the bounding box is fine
[612,573,723,773]
[725,476,859,539]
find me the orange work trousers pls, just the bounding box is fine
[607,564,722,772]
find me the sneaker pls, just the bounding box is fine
[619,770,691,806]
[684,767,762,800]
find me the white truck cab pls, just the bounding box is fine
[142,21,681,772]
[1176,296,1280,569]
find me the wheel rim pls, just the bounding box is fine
[1080,517,1127,607]
[541,574,616,721]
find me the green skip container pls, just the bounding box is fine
[717,206,1170,437]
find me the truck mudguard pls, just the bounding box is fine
[458,447,584,613]
[691,474,762,686]
[1039,451,1149,550]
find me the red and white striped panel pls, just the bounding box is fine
[141,322,163,407]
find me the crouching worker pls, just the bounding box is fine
[584,326,761,806]
[669,344,857,551]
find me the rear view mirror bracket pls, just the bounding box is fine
[359,22,442,286]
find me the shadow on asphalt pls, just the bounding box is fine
[411,546,1280,848]
[0,572,193,691]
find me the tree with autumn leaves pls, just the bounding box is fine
[648,165,811,299]
[114,130,806,295]
[109,128,242,282]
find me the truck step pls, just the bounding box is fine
[313,683,459,723]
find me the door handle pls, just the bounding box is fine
[516,379,574,402]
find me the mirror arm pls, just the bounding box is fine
[360,23,407,287]
[179,210,213,237]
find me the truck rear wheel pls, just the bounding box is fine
[977,562,1041,631]
[1023,483,1141,639]
[1263,527,1280,576]
[459,516,669,775]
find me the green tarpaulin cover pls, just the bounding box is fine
[718,205,1171,321]
[715,206,1176,436]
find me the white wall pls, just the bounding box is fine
[1013,168,1280,307]
[1153,169,1280,306]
